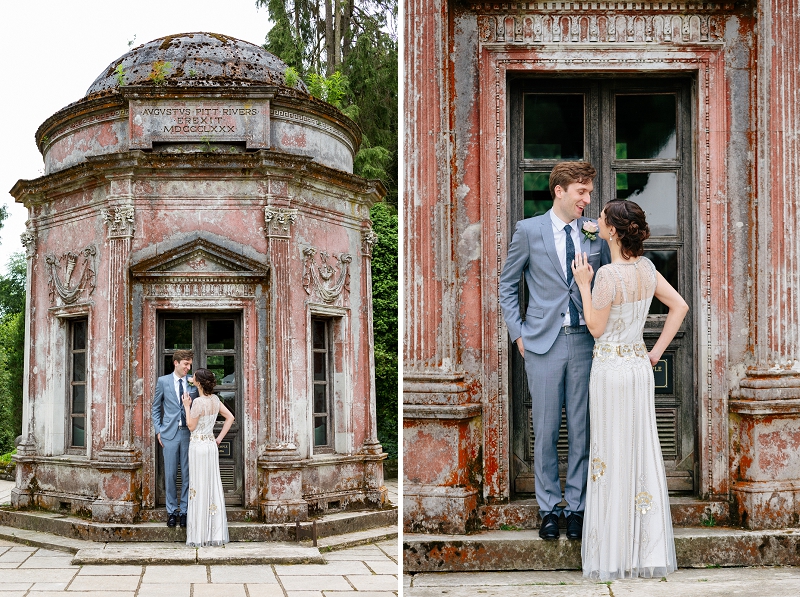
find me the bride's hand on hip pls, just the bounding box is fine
[571,252,594,288]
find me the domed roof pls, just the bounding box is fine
[86,32,306,95]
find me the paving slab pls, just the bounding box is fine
[345,574,399,591]
[209,564,279,583]
[192,584,247,597]
[243,585,287,597]
[279,574,355,591]
[0,524,92,554]
[135,584,191,597]
[406,587,609,596]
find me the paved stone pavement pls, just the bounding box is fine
[403,568,800,596]
[0,478,399,595]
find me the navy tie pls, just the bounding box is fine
[564,224,579,327]
[178,379,186,427]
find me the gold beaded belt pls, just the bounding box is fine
[592,341,648,360]
[191,433,215,442]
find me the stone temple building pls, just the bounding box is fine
[404,0,800,541]
[10,32,386,523]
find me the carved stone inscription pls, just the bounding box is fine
[129,99,270,149]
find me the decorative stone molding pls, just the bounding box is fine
[302,247,351,304]
[45,245,97,305]
[264,206,298,238]
[476,11,723,45]
[101,206,135,238]
[361,229,379,258]
[20,230,37,258]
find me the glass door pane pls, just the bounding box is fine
[523,94,585,160]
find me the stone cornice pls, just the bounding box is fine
[11,150,385,207]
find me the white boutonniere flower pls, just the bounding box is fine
[186,376,195,387]
[581,221,598,242]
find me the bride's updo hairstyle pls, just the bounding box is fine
[192,369,217,396]
[603,199,650,260]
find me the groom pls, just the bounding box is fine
[499,161,610,541]
[152,349,198,528]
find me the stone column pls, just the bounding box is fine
[11,227,38,508]
[258,201,307,522]
[730,0,800,528]
[92,204,139,522]
[360,227,386,506]
[403,0,480,534]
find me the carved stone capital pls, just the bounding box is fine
[45,245,97,306]
[264,206,298,238]
[101,206,135,238]
[20,229,37,258]
[302,246,351,304]
[361,229,379,258]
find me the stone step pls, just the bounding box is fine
[403,527,800,572]
[0,505,396,543]
[72,542,325,565]
[317,525,398,552]
[479,497,729,529]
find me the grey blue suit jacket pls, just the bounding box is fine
[152,374,198,441]
[499,210,611,355]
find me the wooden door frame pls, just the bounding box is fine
[477,44,729,503]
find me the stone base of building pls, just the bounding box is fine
[403,527,800,572]
[403,484,479,534]
[261,499,309,523]
[731,481,800,529]
[91,499,139,523]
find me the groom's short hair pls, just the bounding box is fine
[172,349,194,363]
[549,161,597,200]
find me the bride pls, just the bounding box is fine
[181,368,235,547]
[572,199,688,580]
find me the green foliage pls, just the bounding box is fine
[0,254,26,315]
[307,71,349,108]
[149,61,171,86]
[260,0,399,456]
[0,449,15,465]
[284,66,299,88]
[114,64,126,87]
[0,253,25,454]
[370,203,398,458]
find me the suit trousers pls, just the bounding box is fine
[162,427,191,515]
[524,327,593,515]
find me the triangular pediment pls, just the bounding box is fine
[131,238,267,278]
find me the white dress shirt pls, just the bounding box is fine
[173,372,187,427]
[549,210,586,327]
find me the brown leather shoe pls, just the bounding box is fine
[566,512,583,540]
[539,512,560,540]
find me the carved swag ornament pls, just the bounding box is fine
[302,247,351,304]
[45,245,97,305]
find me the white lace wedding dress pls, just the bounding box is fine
[582,257,677,580]
[186,394,229,547]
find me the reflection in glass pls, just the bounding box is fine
[616,172,677,236]
[217,391,236,417]
[72,418,85,448]
[313,352,327,381]
[73,352,86,382]
[207,355,235,382]
[207,320,235,349]
[523,172,553,219]
[72,385,85,414]
[616,94,676,159]
[314,417,327,446]
[314,384,327,414]
[645,250,678,315]
[524,94,584,160]
[312,320,326,349]
[74,321,86,350]
[165,320,193,350]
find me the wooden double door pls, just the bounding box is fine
[155,312,244,506]
[508,76,697,497]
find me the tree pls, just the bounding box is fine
[0,250,25,455]
[259,0,399,458]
